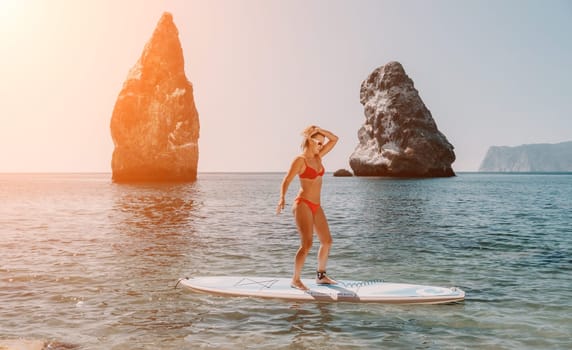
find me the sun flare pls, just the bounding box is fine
[0,0,26,29]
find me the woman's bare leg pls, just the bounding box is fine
[292,202,314,290]
[314,207,336,284]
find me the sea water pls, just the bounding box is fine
[1,173,571,349]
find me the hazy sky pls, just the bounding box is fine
[1,0,570,172]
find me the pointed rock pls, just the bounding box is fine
[349,62,455,177]
[110,12,199,182]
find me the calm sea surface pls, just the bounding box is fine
[1,173,571,349]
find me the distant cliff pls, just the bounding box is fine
[479,141,572,172]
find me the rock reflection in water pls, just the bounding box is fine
[109,182,202,274]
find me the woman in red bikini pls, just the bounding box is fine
[276,125,338,290]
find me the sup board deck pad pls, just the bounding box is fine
[178,276,465,304]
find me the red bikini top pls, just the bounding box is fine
[299,157,325,179]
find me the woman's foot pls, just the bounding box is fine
[290,279,309,291]
[316,271,337,285]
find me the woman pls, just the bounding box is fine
[276,125,338,290]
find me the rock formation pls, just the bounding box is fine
[479,141,572,172]
[349,62,455,177]
[110,12,199,182]
[333,169,353,177]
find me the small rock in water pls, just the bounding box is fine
[333,169,353,177]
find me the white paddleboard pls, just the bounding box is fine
[178,276,465,304]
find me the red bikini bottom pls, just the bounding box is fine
[295,197,321,215]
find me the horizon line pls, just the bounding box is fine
[2,171,571,175]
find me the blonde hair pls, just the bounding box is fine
[300,125,324,150]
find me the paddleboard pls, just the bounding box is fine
[177,276,465,304]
